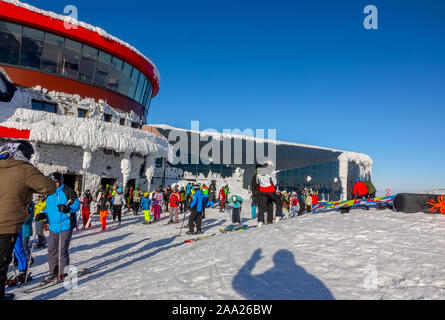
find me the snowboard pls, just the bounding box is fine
[393,193,445,214]
[313,196,394,213]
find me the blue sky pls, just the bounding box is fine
[28,0,445,194]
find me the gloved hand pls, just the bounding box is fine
[58,205,71,213]
[35,212,47,221]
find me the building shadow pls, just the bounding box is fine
[232,249,334,300]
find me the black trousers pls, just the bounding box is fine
[188,208,203,233]
[0,234,18,300]
[258,192,283,223]
[113,205,123,222]
[232,207,241,224]
[179,201,185,213]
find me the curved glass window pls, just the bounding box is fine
[41,33,63,74]
[128,68,140,99]
[119,62,132,96]
[20,27,44,69]
[61,38,81,79]
[94,51,111,87]
[78,44,97,82]
[0,20,154,114]
[0,21,21,65]
[107,56,123,91]
[134,74,146,103]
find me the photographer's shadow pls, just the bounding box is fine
[233,249,334,300]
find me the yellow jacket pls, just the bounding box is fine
[34,200,47,221]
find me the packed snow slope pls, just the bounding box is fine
[9,205,445,300]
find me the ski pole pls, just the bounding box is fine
[24,218,38,285]
[179,210,189,236]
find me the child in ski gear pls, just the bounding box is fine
[251,193,258,219]
[188,186,204,235]
[229,195,244,224]
[33,195,47,247]
[141,193,152,224]
[112,187,126,224]
[36,172,80,283]
[80,190,93,228]
[202,184,209,218]
[169,188,181,223]
[152,190,163,221]
[0,141,55,300]
[21,205,34,263]
[304,190,313,213]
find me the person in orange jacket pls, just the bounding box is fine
[352,179,369,199]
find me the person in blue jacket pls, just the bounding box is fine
[187,185,204,235]
[35,172,80,284]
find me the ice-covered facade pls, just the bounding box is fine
[145,124,373,201]
[0,0,167,196]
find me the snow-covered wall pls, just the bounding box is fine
[338,152,374,200]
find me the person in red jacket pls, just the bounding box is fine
[218,188,226,213]
[168,188,181,224]
[352,179,369,199]
[311,191,319,206]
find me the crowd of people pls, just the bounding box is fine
[0,140,377,300]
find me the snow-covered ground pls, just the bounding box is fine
[8,203,445,300]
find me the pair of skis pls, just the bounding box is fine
[22,266,104,294]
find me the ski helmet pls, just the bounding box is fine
[49,172,64,184]
[264,159,274,168]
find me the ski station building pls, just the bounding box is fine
[0,0,373,201]
[0,0,168,196]
[144,124,373,201]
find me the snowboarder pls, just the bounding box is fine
[0,141,55,300]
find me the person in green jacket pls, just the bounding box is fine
[363,180,377,198]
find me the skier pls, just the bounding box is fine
[152,190,163,221]
[21,202,34,264]
[97,191,112,230]
[187,185,204,235]
[289,191,299,218]
[132,186,143,215]
[35,172,80,284]
[229,195,244,224]
[179,187,186,214]
[0,141,55,300]
[304,189,313,213]
[80,190,93,228]
[112,187,125,225]
[163,185,172,214]
[168,188,181,224]
[141,193,152,224]
[33,195,47,248]
[218,187,227,213]
[202,184,209,219]
[256,160,282,226]
[311,191,319,212]
[297,188,305,215]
